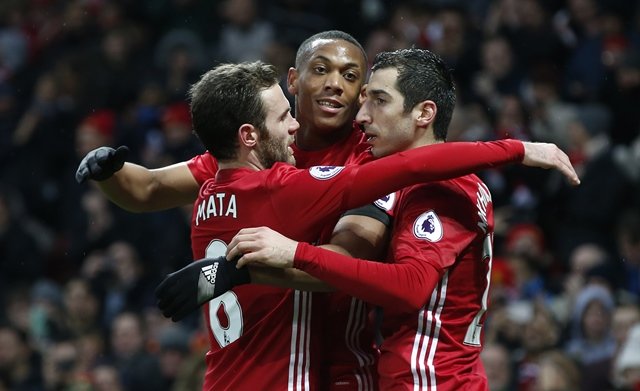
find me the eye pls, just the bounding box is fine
[344,72,359,82]
[313,65,327,74]
[375,97,386,105]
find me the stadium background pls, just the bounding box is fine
[0,0,639,390]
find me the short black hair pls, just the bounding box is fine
[295,30,367,68]
[372,48,456,141]
[188,61,279,160]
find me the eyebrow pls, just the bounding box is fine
[312,55,362,69]
[368,88,391,98]
[279,107,291,120]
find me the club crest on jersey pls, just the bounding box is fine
[309,165,344,180]
[413,210,443,242]
[374,192,396,211]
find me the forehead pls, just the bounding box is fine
[260,84,289,117]
[303,39,366,69]
[367,68,401,96]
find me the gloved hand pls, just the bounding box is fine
[75,146,129,184]
[155,256,251,322]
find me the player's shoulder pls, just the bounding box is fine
[397,174,488,208]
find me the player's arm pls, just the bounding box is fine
[226,225,436,312]
[246,211,390,290]
[156,208,391,321]
[275,140,576,223]
[230,186,474,312]
[75,146,202,212]
[98,162,199,212]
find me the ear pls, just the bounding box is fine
[238,123,259,148]
[416,100,437,128]
[287,67,298,95]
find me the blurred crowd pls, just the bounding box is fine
[0,0,639,390]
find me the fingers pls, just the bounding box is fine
[226,227,268,260]
[236,253,257,269]
[522,142,580,186]
[550,146,580,186]
[115,145,130,159]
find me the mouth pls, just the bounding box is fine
[364,131,377,144]
[316,98,344,113]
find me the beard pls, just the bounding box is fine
[255,130,294,168]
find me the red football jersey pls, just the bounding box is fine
[188,139,522,390]
[188,125,379,390]
[292,175,495,391]
[294,125,379,391]
[378,176,493,391]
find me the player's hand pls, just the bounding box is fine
[155,256,250,322]
[521,142,580,185]
[227,227,298,269]
[75,145,130,184]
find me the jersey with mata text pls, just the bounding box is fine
[378,174,493,391]
[187,124,379,391]
[192,151,422,390]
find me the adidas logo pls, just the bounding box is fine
[201,263,219,285]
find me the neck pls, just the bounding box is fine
[295,123,353,151]
[218,151,265,171]
[409,129,443,150]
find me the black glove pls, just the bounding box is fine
[75,145,129,184]
[155,256,251,322]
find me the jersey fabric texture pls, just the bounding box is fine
[293,174,496,391]
[189,125,381,390]
[188,136,523,390]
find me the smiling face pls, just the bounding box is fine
[255,84,299,167]
[356,68,418,158]
[288,39,366,138]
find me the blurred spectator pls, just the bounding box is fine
[565,243,610,288]
[156,325,191,389]
[215,0,276,63]
[616,209,640,298]
[481,342,516,391]
[430,6,481,95]
[0,324,43,390]
[153,29,207,102]
[0,185,48,286]
[41,339,90,391]
[551,103,635,261]
[86,241,157,326]
[108,311,164,391]
[533,350,581,391]
[565,283,617,391]
[612,304,640,352]
[143,101,203,167]
[555,0,606,101]
[527,63,578,150]
[601,49,640,145]
[60,278,102,339]
[472,35,525,109]
[0,5,29,83]
[515,303,562,391]
[91,363,124,391]
[565,284,616,365]
[614,323,640,390]
[28,280,65,350]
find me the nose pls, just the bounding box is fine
[355,101,371,125]
[324,71,343,94]
[289,117,300,135]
